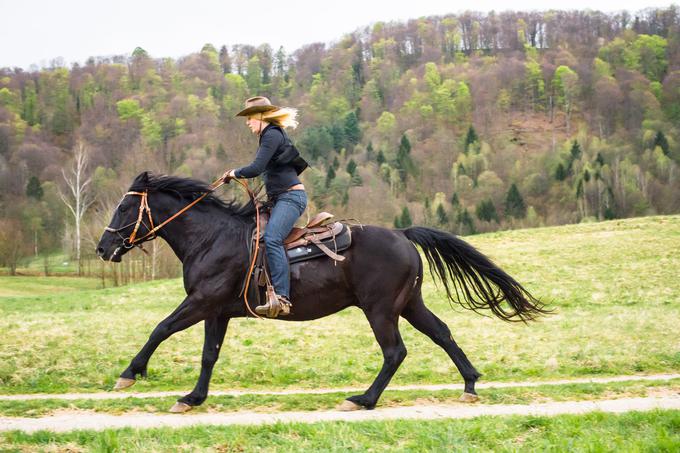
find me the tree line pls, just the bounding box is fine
[0,6,679,278]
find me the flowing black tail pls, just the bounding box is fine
[403,226,550,322]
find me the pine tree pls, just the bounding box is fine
[400,206,412,227]
[554,162,567,181]
[366,141,374,160]
[450,192,460,207]
[346,159,357,176]
[26,176,43,200]
[570,140,582,160]
[326,166,336,188]
[344,111,361,146]
[376,149,386,165]
[654,131,669,155]
[456,208,476,235]
[436,204,448,225]
[464,126,478,153]
[505,183,527,219]
[476,199,499,222]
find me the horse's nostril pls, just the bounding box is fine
[96,247,105,256]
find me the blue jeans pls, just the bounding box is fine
[263,190,307,299]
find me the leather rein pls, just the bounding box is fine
[104,177,264,319]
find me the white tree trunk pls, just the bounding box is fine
[59,142,95,276]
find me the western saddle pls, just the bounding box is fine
[242,210,353,317]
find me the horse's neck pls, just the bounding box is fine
[156,207,247,263]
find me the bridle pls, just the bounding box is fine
[105,178,230,254]
[104,177,265,319]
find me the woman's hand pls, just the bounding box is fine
[222,169,236,183]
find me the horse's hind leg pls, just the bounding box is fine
[114,296,207,390]
[401,294,482,399]
[171,314,230,412]
[343,312,407,410]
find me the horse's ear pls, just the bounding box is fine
[134,171,150,184]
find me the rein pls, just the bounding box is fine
[105,176,264,319]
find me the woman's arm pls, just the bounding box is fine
[234,129,284,178]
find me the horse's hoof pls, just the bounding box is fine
[459,392,480,403]
[169,402,193,413]
[336,400,364,411]
[113,377,136,390]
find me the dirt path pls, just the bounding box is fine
[1,373,678,401]
[2,396,679,433]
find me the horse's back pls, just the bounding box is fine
[287,225,418,320]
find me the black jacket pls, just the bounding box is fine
[234,124,302,198]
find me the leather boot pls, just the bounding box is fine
[255,290,292,318]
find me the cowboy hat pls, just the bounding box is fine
[235,96,280,117]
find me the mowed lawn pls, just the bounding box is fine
[0,215,679,395]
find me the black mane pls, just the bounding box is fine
[130,172,257,218]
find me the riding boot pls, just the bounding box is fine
[255,287,292,318]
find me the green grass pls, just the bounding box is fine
[2,410,679,452]
[1,378,678,418]
[0,215,678,395]
[0,276,102,298]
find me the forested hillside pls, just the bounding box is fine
[1,7,679,277]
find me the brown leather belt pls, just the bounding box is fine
[287,184,305,191]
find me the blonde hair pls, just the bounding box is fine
[258,107,299,129]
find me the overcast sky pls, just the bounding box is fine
[1,0,675,70]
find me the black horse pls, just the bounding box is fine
[96,172,547,412]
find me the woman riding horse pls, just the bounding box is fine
[223,96,309,317]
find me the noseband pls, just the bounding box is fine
[104,191,156,253]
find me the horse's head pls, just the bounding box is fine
[96,171,155,262]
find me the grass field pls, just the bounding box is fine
[1,215,678,396]
[2,410,679,451]
[1,215,679,450]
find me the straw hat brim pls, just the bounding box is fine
[235,105,280,117]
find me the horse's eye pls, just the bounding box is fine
[118,205,128,213]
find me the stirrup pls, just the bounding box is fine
[255,288,292,318]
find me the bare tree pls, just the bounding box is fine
[59,142,95,275]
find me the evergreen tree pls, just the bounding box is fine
[366,141,374,160]
[595,152,605,166]
[654,131,669,155]
[476,199,499,222]
[436,204,448,225]
[456,208,476,235]
[395,133,413,183]
[505,183,527,218]
[219,45,232,74]
[554,162,568,181]
[346,159,357,176]
[570,140,582,160]
[399,133,411,155]
[376,149,386,165]
[332,156,340,170]
[326,166,336,187]
[400,206,413,227]
[394,215,402,228]
[450,192,460,207]
[26,176,43,200]
[464,126,478,153]
[343,111,361,146]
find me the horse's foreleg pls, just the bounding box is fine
[115,296,206,390]
[343,312,407,410]
[171,315,230,412]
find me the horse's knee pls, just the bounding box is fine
[385,345,407,366]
